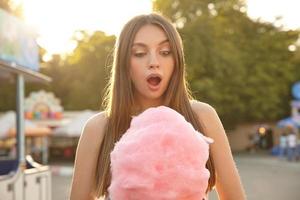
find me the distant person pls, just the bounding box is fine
[248,132,259,153]
[279,132,287,159]
[265,127,274,149]
[287,126,297,161]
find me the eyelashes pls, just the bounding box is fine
[132,50,172,58]
[160,50,171,56]
[133,52,147,57]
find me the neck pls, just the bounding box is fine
[132,95,163,115]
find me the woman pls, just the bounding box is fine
[70,13,246,200]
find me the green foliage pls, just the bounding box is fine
[42,31,115,110]
[0,80,16,111]
[154,0,300,128]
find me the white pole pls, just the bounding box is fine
[16,74,25,166]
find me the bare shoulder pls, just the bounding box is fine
[77,111,109,154]
[190,99,225,140]
[190,100,221,133]
[82,111,108,138]
[190,99,216,116]
[77,111,108,147]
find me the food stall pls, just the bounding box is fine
[0,8,52,200]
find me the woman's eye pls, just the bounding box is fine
[133,52,147,57]
[160,50,171,56]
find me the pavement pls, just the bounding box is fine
[51,151,300,200]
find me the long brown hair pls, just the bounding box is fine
[94,13,216,198]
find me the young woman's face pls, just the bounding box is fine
[130,24,175,103]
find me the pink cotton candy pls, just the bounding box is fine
[108,106,213,200]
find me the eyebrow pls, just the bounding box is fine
[132,39,169,48]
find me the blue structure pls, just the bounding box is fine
[277,117,300,128]
[277,82,300,129]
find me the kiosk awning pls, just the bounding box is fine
[0,60,51,83]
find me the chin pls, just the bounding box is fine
[145,93,164,100]
[148,88,167,98]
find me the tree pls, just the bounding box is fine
[27,31,116,110]
[154,0,300,128]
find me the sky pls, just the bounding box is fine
[19,0,152,58]
[12,0,300,58]
[247,0,300,30]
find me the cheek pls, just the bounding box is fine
[130,59,144,83]
[165,59,175,77]
[163,60,175,86]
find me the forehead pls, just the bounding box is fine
[133,24,169,46]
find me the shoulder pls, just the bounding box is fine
[83,111,108,135]
[77,111,108,154]
[190,99,217,116]
[189,99,224,138]
[190,100,219,127]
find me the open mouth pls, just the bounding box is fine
[147,75,162,86]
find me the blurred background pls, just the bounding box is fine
[0,0,300,199]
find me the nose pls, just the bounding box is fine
[148,51,159,69]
